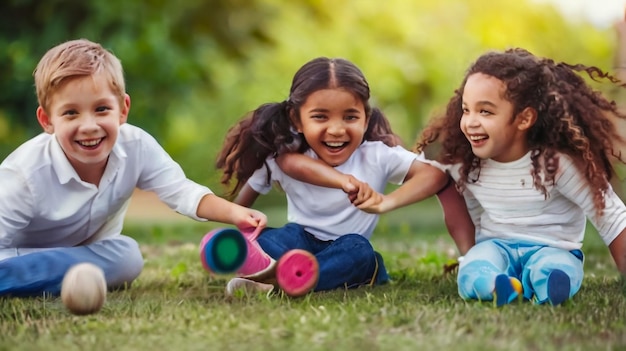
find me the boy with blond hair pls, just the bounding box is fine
[0,39,267,296]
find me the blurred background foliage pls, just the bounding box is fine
[0,0,620,197]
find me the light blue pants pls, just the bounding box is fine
[0,235,144,297]
[457,239,584,304]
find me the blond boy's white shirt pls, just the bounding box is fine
[0,123,212,249]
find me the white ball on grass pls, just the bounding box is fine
[61,263,107,315]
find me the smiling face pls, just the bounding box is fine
[460,73,534,162]
[36,73,129,182]
[294,88,368,167]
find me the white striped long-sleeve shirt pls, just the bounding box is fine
[436,152,626,250]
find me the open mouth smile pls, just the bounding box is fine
[77,138,104,148]
[323,141,348,149]
[468,134,488,145]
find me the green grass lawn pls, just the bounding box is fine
[1,198,625,351]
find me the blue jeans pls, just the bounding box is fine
[0,235,144,297]
[457,238,584,304]
[257,223,389,291]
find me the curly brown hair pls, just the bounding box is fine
[415,48,626,216]
[216,57,402,197]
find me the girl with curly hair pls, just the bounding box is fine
[415,47,626,306]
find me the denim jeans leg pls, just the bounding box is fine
[0,235,143,297]
[257,223,311,260]
[0,250,80,296]
[374,251,389,285]
[313,234,379,291]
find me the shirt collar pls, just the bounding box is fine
[50,135,79,185]
[101,139,127,187]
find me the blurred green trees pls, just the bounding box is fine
[0,0,280,177]
[0,0,618,193]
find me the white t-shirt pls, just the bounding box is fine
[247,141,417,241]
[0,124,212,248]
[433,152,626,250]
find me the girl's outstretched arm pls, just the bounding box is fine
[276,153,359,193]
[356,160,448,213]
[276,152,382,206]
[278,153,449,211]
[276,151,475,254]
[435,179,475,255]
[196,193,267,238]
[357,160,474,254]
[609,229,626,276]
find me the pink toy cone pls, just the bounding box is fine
[276,249,319,297]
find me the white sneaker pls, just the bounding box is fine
[225,277,275,297]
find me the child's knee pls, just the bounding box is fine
[458,275,494,300]
[458,260,501,300]
[337,233,372,249]
[105,237,144,289]
[122,243,144,279]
